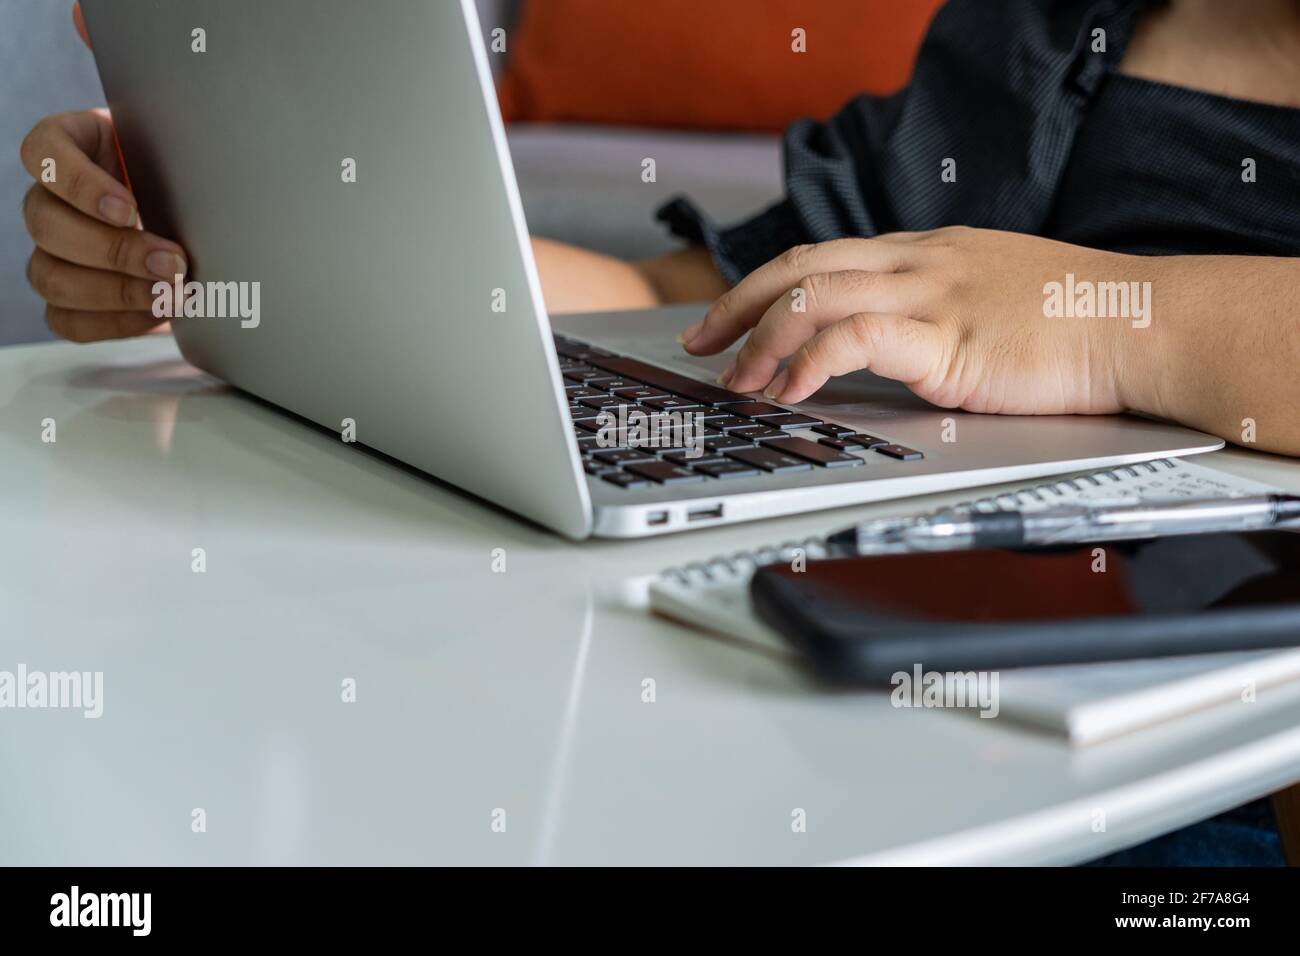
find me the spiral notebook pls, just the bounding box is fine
[649,457,1300,744]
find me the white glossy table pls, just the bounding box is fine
[4,335,1300,865]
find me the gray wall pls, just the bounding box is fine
[1,0,108,345]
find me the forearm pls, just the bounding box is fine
[1119,255,1300,455]
[529,238,726,314]
[637,246,730,304]
[530,236,660,313]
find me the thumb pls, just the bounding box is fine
[73,2,91,50]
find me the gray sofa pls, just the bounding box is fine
[0,0,782,347]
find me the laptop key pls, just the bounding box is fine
[555,342,609,361]
[694,460,762,479]
[594,432,669,451]
[723,446,814,474]
[641,397,705,412]
[677,404,731,419]
[651,439,709,456]
[687,387,760,408]
[812,423,857,439]
[625,461,708,484]
[610,386,669,401]
[590,356,753,407]
[578,395,629,410]
[602,471,651,489]
[594,448,659,466]
[706,416,757,432]
[662,452,727,467]
[583,461,617,476]
[563,368,615,383]
[819,437,866,451]
[762,412,824,430]
[761,436,864,468]
[703,435,754,454]
[851,433,890,449]
[577,437,602,452]
[586,430,643,450]
[876,443,925,461]
[728,424,789,441]
[720,401,789,419]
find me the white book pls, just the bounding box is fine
[649,457,1300,745]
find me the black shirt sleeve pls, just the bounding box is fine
[657,0,1154,284]
[656,197,806,286]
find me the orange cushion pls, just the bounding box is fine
[497,0,947,133]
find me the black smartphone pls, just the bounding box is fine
[750,530,1300,683]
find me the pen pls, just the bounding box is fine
[825,493,1300,557]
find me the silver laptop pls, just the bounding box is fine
[82,0,1222,539]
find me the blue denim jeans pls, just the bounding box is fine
[1086,798,1285,866]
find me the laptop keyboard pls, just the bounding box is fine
[553,334,924,489]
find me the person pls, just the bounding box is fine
[18,0,1295,865]
[19,1,1300,454]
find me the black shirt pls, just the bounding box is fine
[659,0,1300,283]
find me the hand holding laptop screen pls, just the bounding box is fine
[20,0,1300,459]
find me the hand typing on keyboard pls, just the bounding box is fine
[556,336,923,488]
[676,229,1140,416]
